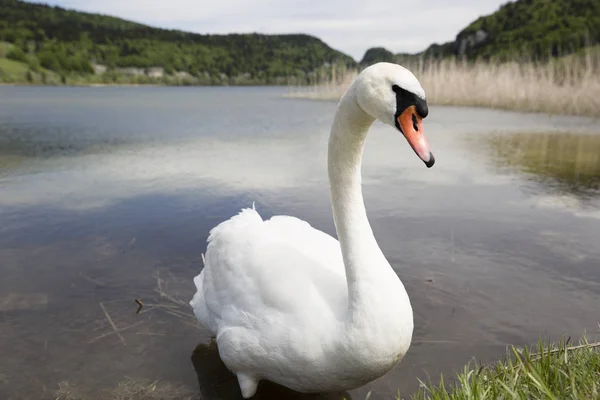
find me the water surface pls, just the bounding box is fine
[1,86,599,400]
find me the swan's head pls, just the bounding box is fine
[355,62,434,168]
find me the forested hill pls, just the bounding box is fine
[360,0,600,66]
[0,0,356,85]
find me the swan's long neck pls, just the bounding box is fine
[328,87,404,323]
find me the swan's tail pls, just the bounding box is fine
[190,268,214,332]
[206,205,262,245]
[192,202,262,334]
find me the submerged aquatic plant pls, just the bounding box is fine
[483,131,600,198]
[54,378,198,400]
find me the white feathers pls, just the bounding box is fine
[354,62,426,128]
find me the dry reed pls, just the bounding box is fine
[287,48,600,117]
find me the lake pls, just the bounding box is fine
[1,86,599,400]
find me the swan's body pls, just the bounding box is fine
[190,62,434,398]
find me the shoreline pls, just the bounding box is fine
[285,91,600,119]
[3,81,600,120]
[0,82,278,88]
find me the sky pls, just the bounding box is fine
[31,0,509,60]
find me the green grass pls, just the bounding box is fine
[0,57,28,75]
[0,41,15,57]
[0,55,64,84]
[407,336,600,400]
[0,42,31,83]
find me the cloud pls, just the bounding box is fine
[32,0,507,59]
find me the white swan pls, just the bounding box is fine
[190,62,435,398]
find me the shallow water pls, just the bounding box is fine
[1,86,599,400]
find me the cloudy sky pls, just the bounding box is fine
[32,0,508,60]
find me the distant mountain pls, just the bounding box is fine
[359,47,396,65]
[360,0,600,66]
[0,0,356,85]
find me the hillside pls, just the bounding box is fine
[0,0,356,85]
[360,0,600,66]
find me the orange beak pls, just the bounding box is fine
[397,105,435,168]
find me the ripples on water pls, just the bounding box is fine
[0,86,599,400]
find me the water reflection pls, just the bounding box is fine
[480,131,600,198]
[191,342,352,400]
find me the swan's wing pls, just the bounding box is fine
[190,207,347,335]
[263,214,344,276]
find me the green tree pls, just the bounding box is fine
[0,0,356,84]
[38,51,60,71]
[27,55,41,72]
[6,46,27,62]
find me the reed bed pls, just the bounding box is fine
[287,48,600,117]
